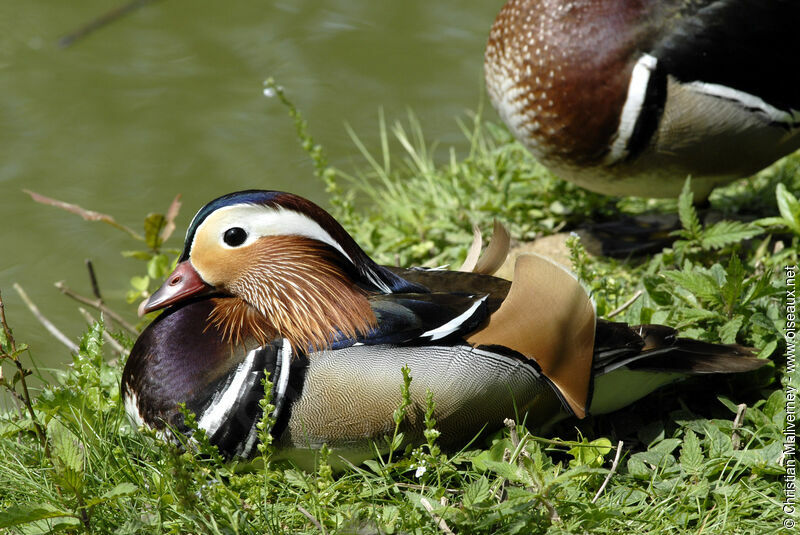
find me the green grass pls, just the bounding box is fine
[0,83,797,533]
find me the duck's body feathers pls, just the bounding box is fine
[123,294,764,462]
[122,190,767,465]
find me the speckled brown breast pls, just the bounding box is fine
[485,0,651,165]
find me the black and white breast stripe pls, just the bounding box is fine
[192,340,294,457]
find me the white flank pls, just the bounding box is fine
[685,81,800,126]
[197,349,259,438]
[605,53,658,164]
[420,296,488,341]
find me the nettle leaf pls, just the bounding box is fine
[720,256,745,309]
[643,275,673,306]
[679,430,704,478]
[675,308,720,324]
[662,270,721,307]
[708,263,727,286]
[284,469,309,490]
[743,269,781,304]
[763,389,787,423]
[650,438,683,457]
[677,178,701,238]
[568,437,613,468]
[628,437,682,475]
[730,441,785,474]
[0,504,75,529]
[716,396,741,415]
[718,315,744,344]
[685,478,710,500]
[481,459,535,486]
[462,476,491,508]
[776,182,800,234]
[85,482,139,507]
[49,422,85,495]
[380,505,400,530]
[79,321,104,361]
[101,481,138,499]
[700,220,763,250]
[626,457,651,479]
[756,339,778,360]
[704,423,733,458]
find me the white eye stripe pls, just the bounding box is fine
[193,204,355,265]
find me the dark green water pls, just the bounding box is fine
[0,1,503,373]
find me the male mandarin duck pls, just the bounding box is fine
[484,0,800,200]
[122,190,764,465]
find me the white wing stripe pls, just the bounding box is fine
[421,296,488,341]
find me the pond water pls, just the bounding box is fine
[0,1,504,374]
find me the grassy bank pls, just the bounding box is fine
[0,85,797,533]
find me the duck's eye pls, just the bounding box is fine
[223,227,248,247]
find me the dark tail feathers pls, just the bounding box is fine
[593,321,766,376]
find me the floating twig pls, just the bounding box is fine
[13,283,79,354]
[58,0,163,48]
[55,281,138,335]
[592,440,624,503]
[607,289,644,319]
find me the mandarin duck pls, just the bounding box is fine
[485,0,800,200]
[122,190,764,466]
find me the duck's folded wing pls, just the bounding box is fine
[466,254,596,419]
[385,267,511,313]
[329,292,490,348]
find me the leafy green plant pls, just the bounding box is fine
[672,178,764,259]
